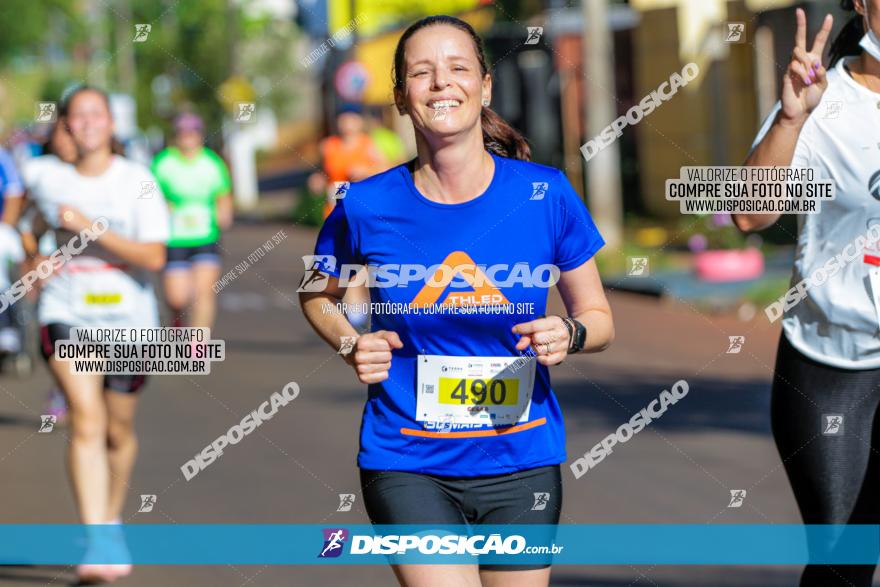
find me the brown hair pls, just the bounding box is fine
[829,0,866,66]
[59,85,126,156]
[392,15,531,161]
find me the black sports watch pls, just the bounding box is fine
[562,317,587,354]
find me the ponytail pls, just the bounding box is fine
[481,106,531,160]
[393,15,532,162]
[829,1,865,66]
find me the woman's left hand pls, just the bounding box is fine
[58,205,92,234]
[512,315,570,366]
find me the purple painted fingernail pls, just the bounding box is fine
[812,61,820,71]
[805,77,812,86]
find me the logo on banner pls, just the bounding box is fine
[319,528,349,558]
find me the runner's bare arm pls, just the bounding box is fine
[736,117,802,232]
[556,258,614,353]
[17,194,40,258]
[300,275,401,383]
[734,9,832,233]
[299,274,359,357]
[216,192,233,230]
[1,194,24,226]
[58,205,165,271]
[96,234,165,272]
[513,258,613,365]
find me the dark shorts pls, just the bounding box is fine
[165,242,221,271]
[360,465,562,570]
[40,323,147,394]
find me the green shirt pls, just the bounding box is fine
[152,147,232,247]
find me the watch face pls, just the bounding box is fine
[573,320,586,349]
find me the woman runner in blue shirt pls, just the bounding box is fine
[300,15,614,587]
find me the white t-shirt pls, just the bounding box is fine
[22,155,68,255]
[752,57,880,369]
[24,155,170,328]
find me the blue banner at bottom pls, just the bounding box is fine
[1,524,880,565]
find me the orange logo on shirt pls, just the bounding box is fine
[410,251,511,308]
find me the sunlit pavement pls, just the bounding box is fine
[0,221,816,586]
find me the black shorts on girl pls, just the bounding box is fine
[40,323,147,394]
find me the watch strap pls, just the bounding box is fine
[567,316,586,353]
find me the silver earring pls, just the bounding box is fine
[481,98,490,106]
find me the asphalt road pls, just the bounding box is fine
[0,221,839,586]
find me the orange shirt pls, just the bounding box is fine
[322,134,381,183]
[321,133,383,219]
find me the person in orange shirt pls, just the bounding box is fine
[320,103,384,219]
[316,104,385,332]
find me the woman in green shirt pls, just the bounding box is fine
[152,113,233,329]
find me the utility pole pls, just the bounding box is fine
[86,0,107,87]
[582,0,623,250]
[115,0,136,96]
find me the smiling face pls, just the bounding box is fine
[395,24,491,143]
[64,89,114,157]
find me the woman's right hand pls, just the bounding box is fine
[780,9,834,125]
[345,330,403,384]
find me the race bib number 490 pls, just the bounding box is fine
[416,355,535,426]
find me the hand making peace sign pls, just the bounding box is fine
[780,8,834,123]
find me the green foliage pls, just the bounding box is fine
[293,189,326,227]
[127,0,243,135]
[743,275,791,306]
[677,213,749,250]
[1,0,298,138]
[0,0,83,64]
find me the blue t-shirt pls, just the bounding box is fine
[0,148,23,216]
[313,152,604,476]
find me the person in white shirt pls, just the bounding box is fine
[21,86,169,584]
[0,224,24,354]
[734,2,880,585]
[22,119,80,420]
